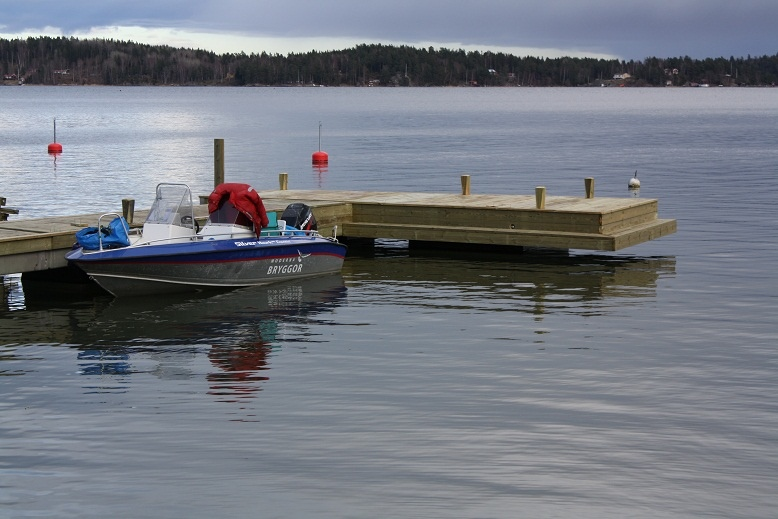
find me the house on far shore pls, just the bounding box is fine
[613,73,632,80]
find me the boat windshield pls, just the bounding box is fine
[145,183,195,227]
[208,200,253,227]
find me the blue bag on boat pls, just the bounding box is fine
[76,217,131,250]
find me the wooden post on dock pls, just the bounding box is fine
[461,175,471,195]
[0,196,19,221]
[535,186,546,209]
[585,177,595,199]
[214,138,225,188]
[279,172,289,190]
[122,198,135,223]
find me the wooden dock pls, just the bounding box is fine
[261,188,676,251]
[0,186,676,276]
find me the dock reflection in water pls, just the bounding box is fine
[342,242,676,325]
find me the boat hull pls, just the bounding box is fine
[66,235,347,297]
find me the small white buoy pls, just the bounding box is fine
[628,170,640,189]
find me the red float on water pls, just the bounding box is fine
[312,150,328,164]
[47,118,62,154]
[311,122,328,164]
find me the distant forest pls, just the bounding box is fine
[2,36,777,87]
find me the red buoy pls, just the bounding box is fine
[47,118,62,154]
[312,150,328,164]
[311,121,328,164]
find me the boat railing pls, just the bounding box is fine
[126,228,325,247]
[259,228,322,238]
[97,212,131,252]
[85,218,337,250]
[263,226,341,242]
[198,225,325,241]
[133,233,202,247]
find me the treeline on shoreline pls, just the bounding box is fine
[2,36,777,87]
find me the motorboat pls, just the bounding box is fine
[66,182,347,297]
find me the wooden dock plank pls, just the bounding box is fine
[262,189,657,215]
[350,204,604,232]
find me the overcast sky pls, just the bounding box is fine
[1,0,775,60]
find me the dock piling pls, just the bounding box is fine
[0,196,19,221]
[214,138,225,188]
[121,199,135,223]
[279,172,289,190]
[585,177,595,199]
[535,187,546,209]
[460,175,471,195]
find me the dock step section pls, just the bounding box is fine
[611,218,678,250]
[342,217,676,251]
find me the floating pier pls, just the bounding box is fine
[261,187,676,251]
[0,176,676,276]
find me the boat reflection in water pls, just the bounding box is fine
[13,273,347,401]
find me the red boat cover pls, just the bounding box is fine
[207,183,269,236]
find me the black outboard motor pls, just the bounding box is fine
[281,203,318,231]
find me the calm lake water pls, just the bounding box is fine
[1,86,777,518]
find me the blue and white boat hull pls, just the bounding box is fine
[66,236,347,297]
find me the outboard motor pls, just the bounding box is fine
[281,203,318,231]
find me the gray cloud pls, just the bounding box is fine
[2,0,776,59]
